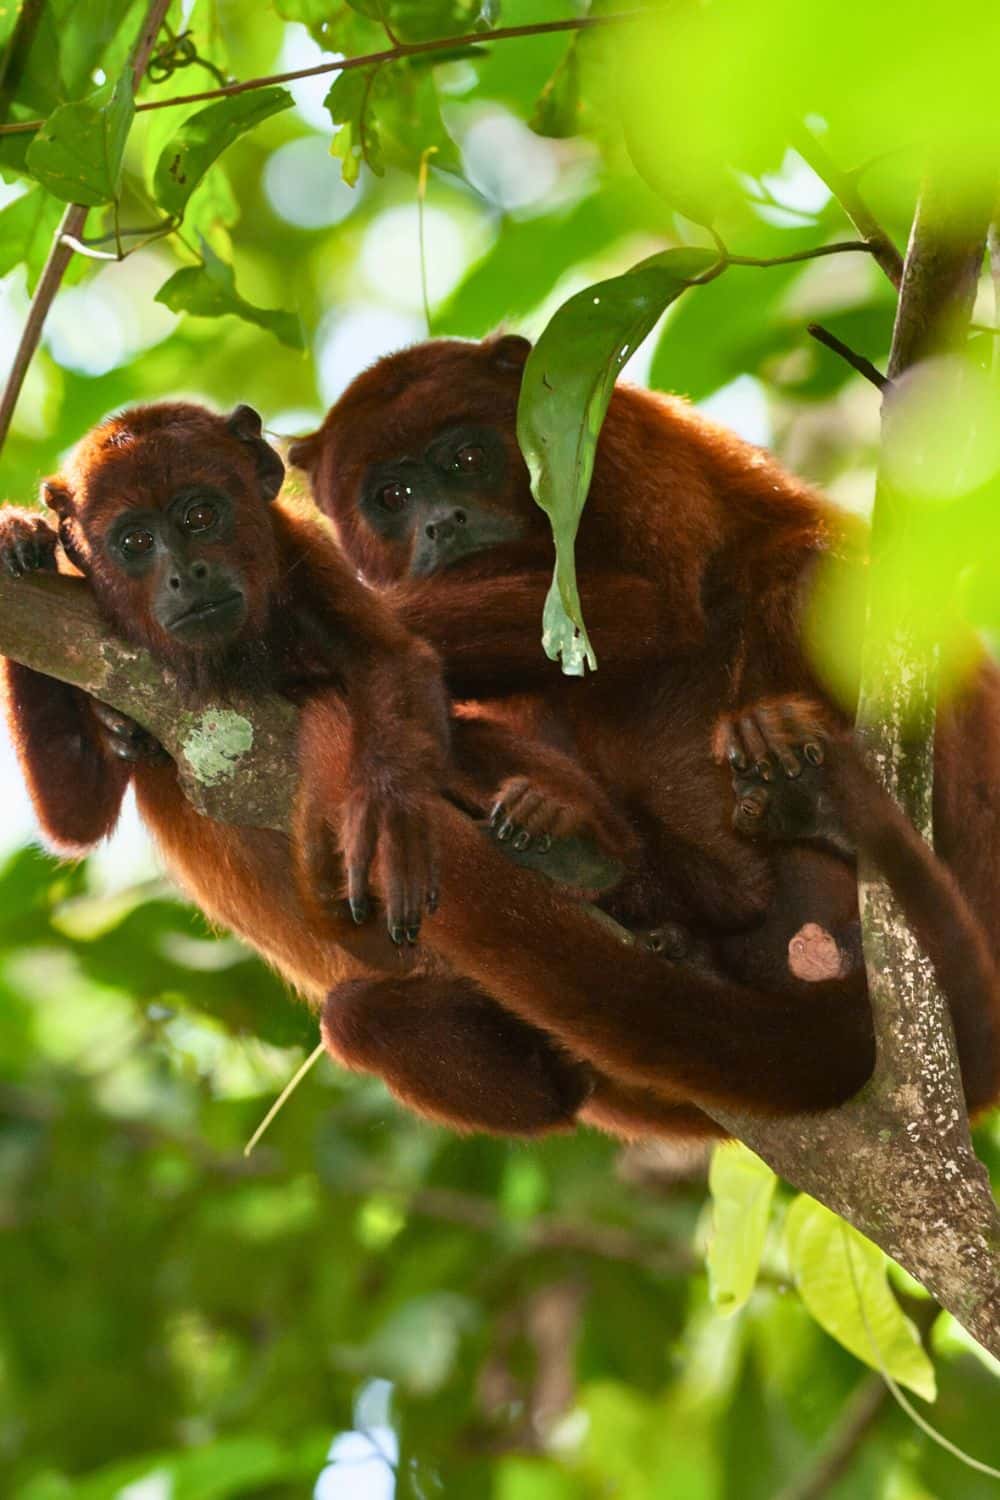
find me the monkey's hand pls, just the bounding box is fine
[294,754,440,948]
[712,696,853,857]
[340,773,440,945]
[0,509,59,577]
[90,701,170,766]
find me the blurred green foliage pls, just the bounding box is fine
[1,0,999,1494]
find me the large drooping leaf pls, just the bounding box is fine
[784,1194,937,1401]
[707,1142,777,1317]
[152,87,294,218]
[516,246,716,673]
[25,68,134,205]
[155,237,304,349]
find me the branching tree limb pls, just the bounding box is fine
[2,532,998,1354]
[714,172,1000,1353]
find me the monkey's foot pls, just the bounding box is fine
[713,697,851,853]
[488,776,625,891]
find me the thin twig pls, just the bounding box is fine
[790,123,904,288]
[0,12,640,137]
[0,0,172,455]
[807,322,888,391]
[772,1375,888,1500]
[726,241,875,268]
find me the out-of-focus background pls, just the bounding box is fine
[2,3,999,1497]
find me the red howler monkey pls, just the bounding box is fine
[289,334,1000,1128]
[1,402,639,1136]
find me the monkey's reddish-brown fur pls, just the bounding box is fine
[0,404,651,1138]
[292,336,1000,1128]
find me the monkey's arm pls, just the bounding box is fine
[387,569,680,695]
[276,510,450,942]
[0,511,133,853]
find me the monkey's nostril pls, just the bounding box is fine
[425,523,436,540]
[191,561,208,581]
[169,575,181,591]
[455,509,467,525]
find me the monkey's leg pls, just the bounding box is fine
[321,975,593,1135]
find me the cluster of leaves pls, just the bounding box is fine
[2,847,999,1498]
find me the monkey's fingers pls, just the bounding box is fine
[90,701,169,764]
[713,699,829,782]
[341,795,379,926]
[0,513,59,578]
[378,803,441,944]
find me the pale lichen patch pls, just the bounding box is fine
[182,710,254,785]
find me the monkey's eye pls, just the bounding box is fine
[184,501,218,533]
[120,528,155,557]
[379,481,413,513]
[451,444,486,474]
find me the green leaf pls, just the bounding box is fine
[530,38,582,139]
[516,247,716,673]
[25,69,134,206]
[0,186,64,293]
[155,238,304,349]
[707,1142,777,1317]
[325,68,383,186]
[784,1195,937,1401]
[152,86,293,218]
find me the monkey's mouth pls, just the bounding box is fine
[167,592,246,640]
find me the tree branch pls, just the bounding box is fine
[713,170,1000,1356]
[0,0,172,453]
[2,554,998,1354]
[0,12,639,137]
[807,322,888,391]
[789,124,904,289]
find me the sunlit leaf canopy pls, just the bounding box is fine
[2,1,1000,1494]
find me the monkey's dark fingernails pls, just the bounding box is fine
[405,925,420,945]
[350,896,371,925]
[425,886,439,915]
[496,819,514,842]
[754,757,774,782]
[389,923,405,946]
[536,833,552,854]
[489,802,505,827]
[727,746,748,771]
[778,750,802,779]
[804,741,824,765]
[513,830,531,851]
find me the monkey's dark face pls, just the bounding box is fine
[359,423,525,577]
[47,403,284,665]
[104,486,249,645]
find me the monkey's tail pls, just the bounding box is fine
[826,744,1000,1113]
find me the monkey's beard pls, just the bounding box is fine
[169,633,276,704]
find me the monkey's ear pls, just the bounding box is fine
[41,477,75,520]
[227,404,285,502]
[490,334,532,373]
[287,432,320,473]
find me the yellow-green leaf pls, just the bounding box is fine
[784,1195,937,1401]
[516,247,716,674]
[707,1142,777,1317]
